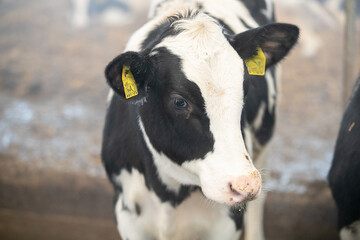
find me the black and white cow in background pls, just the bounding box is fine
[102,0,299,239]
[328,74,360,240]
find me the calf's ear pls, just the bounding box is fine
[231,23,299,69]
[105,51,151,103]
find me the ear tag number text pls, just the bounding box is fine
[122,65,138,99]
[245,47,266,76]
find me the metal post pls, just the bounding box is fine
[343,0,357,109]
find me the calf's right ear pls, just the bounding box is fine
[105,51,151,103]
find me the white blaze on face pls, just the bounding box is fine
[156,13,261,204]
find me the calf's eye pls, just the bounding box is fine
[174,98,188,110]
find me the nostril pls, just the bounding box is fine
[229,183,238,195]
[229,182,243,196]
[229,180,260,196]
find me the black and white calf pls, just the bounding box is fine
[328,74,360,240]
[102,0,299,239]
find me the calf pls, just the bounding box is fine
[102,1,299,239]
[328,74,360,240]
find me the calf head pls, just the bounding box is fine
[105,13,299,205]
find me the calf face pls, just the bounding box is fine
[105,12,298,205]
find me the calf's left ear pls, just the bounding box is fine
[105,51,151,103]
[231,23,299,68]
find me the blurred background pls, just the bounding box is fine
[0,0,359,239]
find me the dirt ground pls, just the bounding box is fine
[0,0,359,239]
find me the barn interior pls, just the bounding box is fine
[0,0,359,239]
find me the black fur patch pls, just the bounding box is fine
[229,206,246,230]
[142,11,200,51]
[140,47,214,164]
[328,75,360,230]
[135,203,141,216]
[240,0,273,25]
[239,18,252,29]
[102,94,198,206]
[142,21,176,51]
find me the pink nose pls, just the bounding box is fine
[228,171,262,203]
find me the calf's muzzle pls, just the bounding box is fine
[227,170,262,204]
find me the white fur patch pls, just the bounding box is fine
[244,195,266,240]
[242,122,254,157]
[106,89,114,103]
[113,168,241,240]
[265,70,276,113]
[340,220,360,240]
[114,169,158,240]
[262,0,274,21]
[253,101,266,131]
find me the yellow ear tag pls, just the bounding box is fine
[122,65,138,99]
[245,47,266,76]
